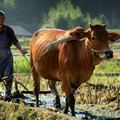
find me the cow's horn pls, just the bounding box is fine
[103,24,106,27]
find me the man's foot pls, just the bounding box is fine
[4,94,12,101]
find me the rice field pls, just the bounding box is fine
[11,36,120,101]
[0,36,120,119]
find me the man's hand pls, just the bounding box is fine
[20,49,28,54]
[15,42,28,54]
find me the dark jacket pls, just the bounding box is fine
[0,24,18,47]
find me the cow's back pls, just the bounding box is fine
[29,27,84,80]
[30,28,68,80]
[30,27,81,62]
[30,28,66,62]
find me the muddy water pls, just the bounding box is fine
[0,88,120,120]
[23,94,86,119]
[22,94,120,120]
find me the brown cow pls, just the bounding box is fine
[29,24,120,116]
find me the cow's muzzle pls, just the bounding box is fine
[105,50,113,58]
[86,41,113,59]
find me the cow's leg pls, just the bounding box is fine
[67,94,75,116]
[64,97,69,114]
[64,94,75,116]
[61,79,75,116]
[48,80,61,108]
[32,69,40,107]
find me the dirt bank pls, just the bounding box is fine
[0,100,80,120]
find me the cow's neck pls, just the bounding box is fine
[79,39,102,82]
[85,39,102,66]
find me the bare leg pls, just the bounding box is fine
[48,80,61,108]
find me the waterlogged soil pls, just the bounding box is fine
[0,91,120,120]
[23,95,120,119]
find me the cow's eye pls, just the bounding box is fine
[91,37,95,40]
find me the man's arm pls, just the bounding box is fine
[14,41,28,54]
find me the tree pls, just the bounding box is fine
[41,0,109,30]
[1,0,120,32]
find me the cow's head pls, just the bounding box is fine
[70,24,120,64]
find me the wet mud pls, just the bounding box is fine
[0,90,119,120]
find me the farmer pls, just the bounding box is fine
[0,10,27,100]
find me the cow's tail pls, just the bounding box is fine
[29,35,35,71]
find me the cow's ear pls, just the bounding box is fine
[70,31,89,39]
[109,32,120,41]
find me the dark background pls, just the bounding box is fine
[0,0,119,33]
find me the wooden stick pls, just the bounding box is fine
[21,90,51,94]
[15,80,29,91]
[46,37,75,50]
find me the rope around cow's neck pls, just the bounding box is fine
[31,37,74,71]
[86,40,105,58]
[31,49,49,71]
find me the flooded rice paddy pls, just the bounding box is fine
[0,72,120,120]
[23,94,120,119]
[0,89,119,120]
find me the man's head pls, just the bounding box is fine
[0,10,5,28]
[0,10,5,17]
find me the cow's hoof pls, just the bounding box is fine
[53,97,61,108]
[54,103,61,108]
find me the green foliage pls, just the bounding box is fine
[1,0,120,31]
[4,0,15,9]
[2,0,59,32]
[18,37,31,44]
[41,0,109,30]
[95,60,120,73]
[13,55,31,73]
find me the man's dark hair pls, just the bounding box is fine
[0,10,5,17]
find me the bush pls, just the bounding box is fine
[41,0,109,30]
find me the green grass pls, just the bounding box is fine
[13,55,31,73]
[18,37,31,43]
[89,60,120,87]
[89,74,120,87]
[94,60,120,73]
